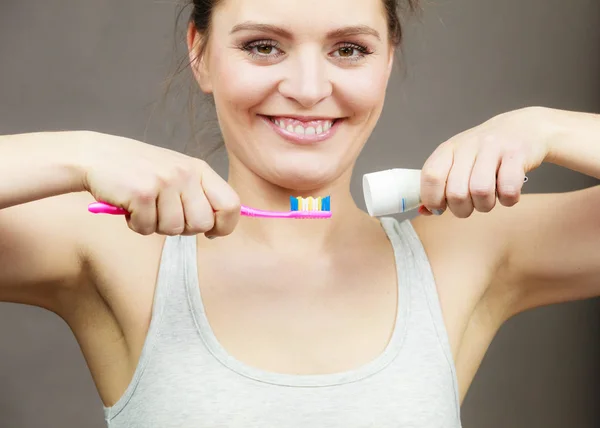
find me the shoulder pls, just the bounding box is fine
[408,207,516,354]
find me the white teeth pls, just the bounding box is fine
[271,117,336,136]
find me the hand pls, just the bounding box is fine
[419,107,553,218]
[81,132,240,237]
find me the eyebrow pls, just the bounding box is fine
[327,25,381,41]
[229,22,381,41]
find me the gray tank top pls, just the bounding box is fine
[103,217,462,427]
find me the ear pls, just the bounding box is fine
[386,46,395,77]
[187,22,213,94]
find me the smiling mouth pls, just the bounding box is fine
[260,115,343,144]
[265,116,340,136]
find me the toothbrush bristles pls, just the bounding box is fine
[290,196,331,212]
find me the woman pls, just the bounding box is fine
[1,0,599,426]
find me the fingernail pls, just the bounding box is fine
[432,209,445,216]
[206,235,217,240]
[418,205,432,216]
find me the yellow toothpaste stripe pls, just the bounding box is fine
[296,196,324,211]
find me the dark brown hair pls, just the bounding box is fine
[167,0,419,158]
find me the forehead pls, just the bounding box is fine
[212,0,388,35]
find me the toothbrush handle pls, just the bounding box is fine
[88,201,262,217]
[88,202,129,215]
[88,202,329,219]
[240,205,290,218]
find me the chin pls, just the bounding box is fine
[265,162,344,193]
[229,136,356,192]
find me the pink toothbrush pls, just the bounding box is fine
[88,196,331,219]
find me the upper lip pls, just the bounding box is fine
[261,114,341,122]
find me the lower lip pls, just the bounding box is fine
[260,116,342,144]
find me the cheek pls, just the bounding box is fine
[210,51,277,114]
[331,63,391,117]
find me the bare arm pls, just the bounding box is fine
[0,131,93,311]
[418,107,600,315]
[460,109,600,314]
[0,131,88,209]
[0,127,241,316]
[504,110,600,313]
[545,110,600,179]
[499,187,600,313]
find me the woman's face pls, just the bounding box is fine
[193,0,394,192]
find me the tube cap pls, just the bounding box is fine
[363,168,422,216]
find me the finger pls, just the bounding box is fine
[469,144,501,213]
[497,151,527,207]
[127,191,158,236]
[156,189,186,235]
[421,143,454,214]
[445,146,476,218]
[200,166,241,237]
[180,184,215,236]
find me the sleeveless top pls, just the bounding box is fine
[103,217,462,427]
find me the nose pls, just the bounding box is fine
[278,50,333,109]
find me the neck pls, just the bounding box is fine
[225,162,369,254]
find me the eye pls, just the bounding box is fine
[331,43,373,61]
[338,47,356,57]
[240,39,284,59]
[256,45,275,55]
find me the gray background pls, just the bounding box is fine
[1,0,599,426]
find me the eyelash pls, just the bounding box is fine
[333,42,373,61]
[239,39,374,62]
